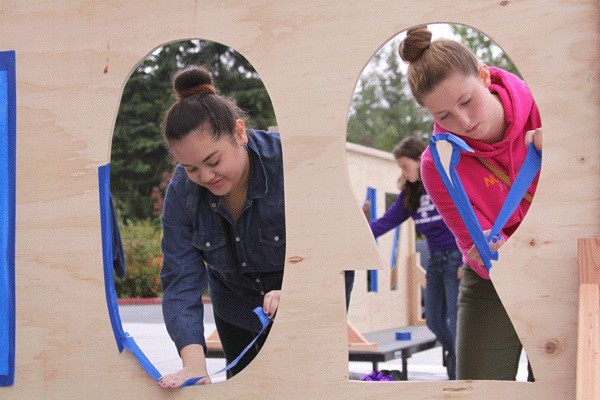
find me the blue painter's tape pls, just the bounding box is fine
[0,50,16,387]
[98,164,127,353]
[390,226,400,269]
[429,134,495,270]
[180,307,272,387]
[396,331,411,341]
[100,164,165,381]
[366,187,378,292]
[488,143,541,240]
[429,133,541,271]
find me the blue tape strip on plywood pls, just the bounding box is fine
[366,187,378,292]
[0,50,16,387]
[98,164,162,381]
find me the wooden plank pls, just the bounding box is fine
[578,238,600,285]
[576,284,600,400]
[407,250,427,326]
[206,329,222,351]
[348,321,378,351]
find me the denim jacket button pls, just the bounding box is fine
[274,236,279,241]
[260,291,265,296]
[235,237,240,242]
[256,278,261,283]
[242,262,247,267]
[205,242,211,247]
[211,203,217,208]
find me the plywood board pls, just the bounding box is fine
[1,0,598,399]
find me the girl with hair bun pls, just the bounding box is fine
[157,65,286,387]
[399,26,542,381]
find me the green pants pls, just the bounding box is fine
[456,266,522,380]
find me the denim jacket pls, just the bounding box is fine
[160,130,285,353]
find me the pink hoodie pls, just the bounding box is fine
[421,67,541,279]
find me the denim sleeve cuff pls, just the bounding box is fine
[175,335,207,356]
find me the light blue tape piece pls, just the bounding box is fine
[429,134,497,270]
[366,187,378,292]
[390,226,400,269]
[98,164,162,381]
[180,307,271,387]
[0,50,16,387]
[488,143,541,240]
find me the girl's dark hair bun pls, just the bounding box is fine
[172,65,216,99]
[398,26,433,63]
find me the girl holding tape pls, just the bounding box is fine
[399,26,542,380]
[157,65,286,387]
[365,136,462,380]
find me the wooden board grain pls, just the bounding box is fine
[1,0,598,399]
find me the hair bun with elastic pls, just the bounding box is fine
[177,83,217,99]
[398,26,432,63]
[172,66,216,99]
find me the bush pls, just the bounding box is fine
[114,218,163,298]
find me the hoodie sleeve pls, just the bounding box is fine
[421,148,493,279]
[369,192,409,238]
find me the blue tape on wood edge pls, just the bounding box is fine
[180,307,272,387]
[98,164,162,380]
[366,187,378,292]
[390,227,400,269]
[0,50,16,387]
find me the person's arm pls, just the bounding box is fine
[158,177,210,387]
[369,192,410,239]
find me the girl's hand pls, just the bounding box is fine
[158,344,211,389]
[466,230,505,264]
[158,367,211,388]
[525,128,543,151]
[263,290,281,319]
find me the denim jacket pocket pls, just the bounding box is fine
[191,232,231,270]
[258,226,286,267]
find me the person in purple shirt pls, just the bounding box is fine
[366,136,462,380]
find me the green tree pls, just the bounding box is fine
[347,25,522,153]
[111,40,277,222]
[451,25,521,77]
[347,40,432,152]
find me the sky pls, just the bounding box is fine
[358,23,458,82]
